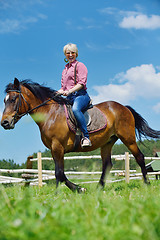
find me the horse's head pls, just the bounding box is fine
[1,78,27,129]
[1,77,69,130]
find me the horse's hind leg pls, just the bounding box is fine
[115,107,150,184]
[99,136,118,188]
[127,143,149,184]
[118,133,149,184]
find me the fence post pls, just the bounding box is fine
[37,152,42,187]
[125,152,130,183]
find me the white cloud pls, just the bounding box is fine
[0,14,47,34]
[119,14,160,30]
[124,64,160,97]
[37,13,48,20]
[24,17,38,24]
[65,17,102,31]
[99,7,160,30]
[98,7,117,15]
[85,42,100,51]
[0,19,22,34]
[92,82,134,104]
[106,43,130,50]
[92,64,160,108]
[0,0,47,34]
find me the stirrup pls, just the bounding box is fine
[81,137,92,147]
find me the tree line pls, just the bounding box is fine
[0,139,160,171]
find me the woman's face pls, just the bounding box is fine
[65,49,77,63]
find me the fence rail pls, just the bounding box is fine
[0,153,160,186]
[30,154,134,161]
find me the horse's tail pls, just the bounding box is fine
[125,105,160,142]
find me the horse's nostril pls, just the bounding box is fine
[1,120,10,129]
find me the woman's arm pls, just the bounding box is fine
[63,83,83,96]
[69,83,83,94]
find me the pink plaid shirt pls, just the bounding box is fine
[61,60,88,91]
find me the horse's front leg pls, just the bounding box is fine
[51,139,85,192]
[99,136,118,188]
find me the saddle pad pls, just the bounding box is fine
[64,105,107,134]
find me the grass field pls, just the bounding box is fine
[0,180,160,240]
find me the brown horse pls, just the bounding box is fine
[1,78,160,192]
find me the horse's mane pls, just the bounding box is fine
[5,80,69,105]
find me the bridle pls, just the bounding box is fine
[7,89,57,123]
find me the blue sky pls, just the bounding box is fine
[0,0,160,163]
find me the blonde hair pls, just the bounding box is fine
[63,43,78,57]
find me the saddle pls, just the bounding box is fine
[64,104,107,134]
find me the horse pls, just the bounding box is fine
[1,78,160,192]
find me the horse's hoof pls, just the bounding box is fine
[144,178,150,185]
[77,187,86,193]
[146,181,150,185]
[97,182,105,189]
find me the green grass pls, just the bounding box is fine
[0,180,160,240]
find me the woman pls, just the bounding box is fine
[58,43,92,147]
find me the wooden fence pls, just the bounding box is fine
[0,153,160,187]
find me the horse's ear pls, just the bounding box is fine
[14,77,20,89]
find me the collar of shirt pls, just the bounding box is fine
[65,60,78,69]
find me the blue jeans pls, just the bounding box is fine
[67,89,90,138]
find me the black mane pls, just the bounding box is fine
[5,80,69,105]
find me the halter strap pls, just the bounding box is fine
[7,89,31,120]
[7,89,21,93]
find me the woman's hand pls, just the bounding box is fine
[57,89,64,95]
[62,90,70,96]
[58,84,83,97]
[57,89,71,96]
